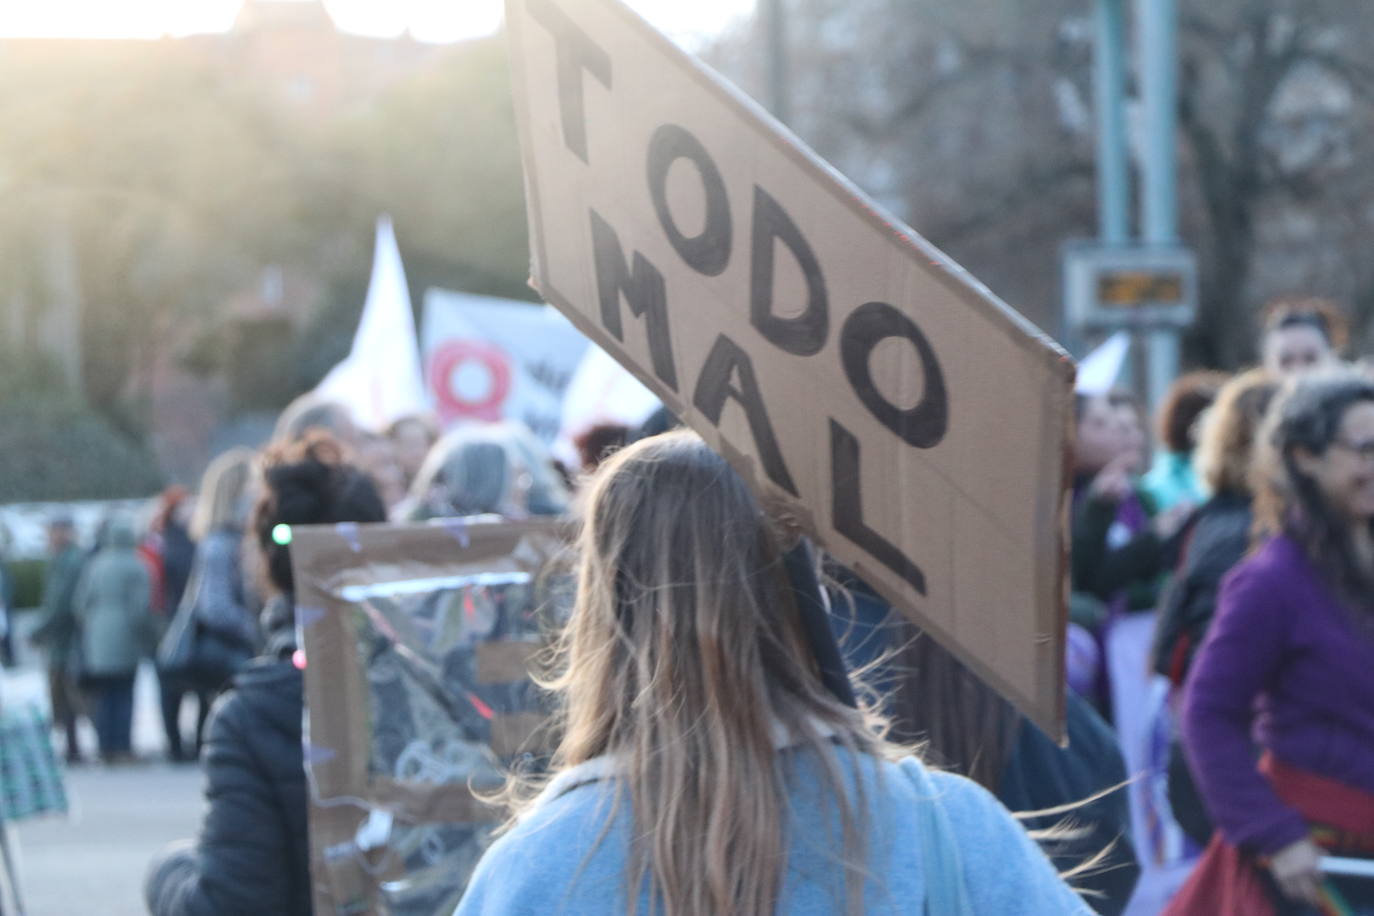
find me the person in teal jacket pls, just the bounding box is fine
[74,517,151,762]
[458,432,1090,915]
[1141,371,1226,513]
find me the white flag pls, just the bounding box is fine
[315,216,429,431]
[1075,331,1131,395]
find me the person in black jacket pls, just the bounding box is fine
[145,433,386,916]
[1071,391,1194,615]
[1151,369,1278,685]
[828,569,1141,915]
[1149,369,1277,847]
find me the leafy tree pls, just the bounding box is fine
[0,346,162,501]
[709,0,1374,367]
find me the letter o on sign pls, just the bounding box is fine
[840,302,948,449]
[429,340,513,422]
[646,123,732,277]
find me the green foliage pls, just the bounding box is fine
[6,560,47,610]
[0,348,162,502]
[0,30,535,462]
[349,37,533,301]
[0,393,164,502]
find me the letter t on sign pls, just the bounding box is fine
[526,0,613,163]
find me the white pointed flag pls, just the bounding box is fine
[314,216,429,431]
[1075,331,1131,395]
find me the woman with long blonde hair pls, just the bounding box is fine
[457,431,1088,915]
[159,448,258,760]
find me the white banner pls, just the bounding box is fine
[316,216,430,431]
[421,288,589,442]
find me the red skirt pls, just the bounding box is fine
[1163,754,1374,916]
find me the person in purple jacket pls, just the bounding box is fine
[1169,370,1374,915]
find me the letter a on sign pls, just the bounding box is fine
[507,0,1076,738]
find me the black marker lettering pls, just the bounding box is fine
[693,334,798,495]
[527,0,613,164]
[590,209,678,390]
[829,419,927,594]
[750,186,828,356]
[840,301,948,448]
[646,124,732,277]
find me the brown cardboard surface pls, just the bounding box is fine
[475,640,542,685]
[291,517,570,915]
[505,0,1075,738]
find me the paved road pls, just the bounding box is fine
[14,764,202,916]
[4,665,205,916]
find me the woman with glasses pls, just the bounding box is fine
[1167,370,1374,915]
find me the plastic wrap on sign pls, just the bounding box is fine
[289,518,572,915]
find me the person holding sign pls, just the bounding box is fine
[1168,371,1374,915]
[457,432,1091,915]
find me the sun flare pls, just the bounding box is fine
[0,0,752,44]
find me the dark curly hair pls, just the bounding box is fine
[252,432,387,595]
[1253,370,1374,610]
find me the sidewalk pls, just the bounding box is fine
[4,665,205,915]
[13,764,202,915]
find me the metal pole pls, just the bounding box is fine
[1093,0,1129,246]
[1138,0,1178,245]
[763,0,789,125]
[1137,0,1181,410]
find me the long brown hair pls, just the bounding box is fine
[502,431,896,915]
[1194,369,1278,498]
[1252,370,1374,609]
[1155,371,1228,454]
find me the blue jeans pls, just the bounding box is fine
[88,674,135,759]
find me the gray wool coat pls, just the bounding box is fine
[75,522,152,677]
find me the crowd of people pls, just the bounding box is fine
[1066,297,1374,915]
[5,293,1373,914]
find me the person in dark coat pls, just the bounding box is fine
[160,451,257,762]
[1071,392,1193,613]
[0,523,14,668]
[828,570,1141,915]
[1149,371,1278,847]
[145,433,386,916]
[158,489,195,618]
[1152,370,1278,684]
[30,516,89,762]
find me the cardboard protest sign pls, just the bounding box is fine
[421,288,589,440]
[506,0,1075,736]
[291,518,570,915]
